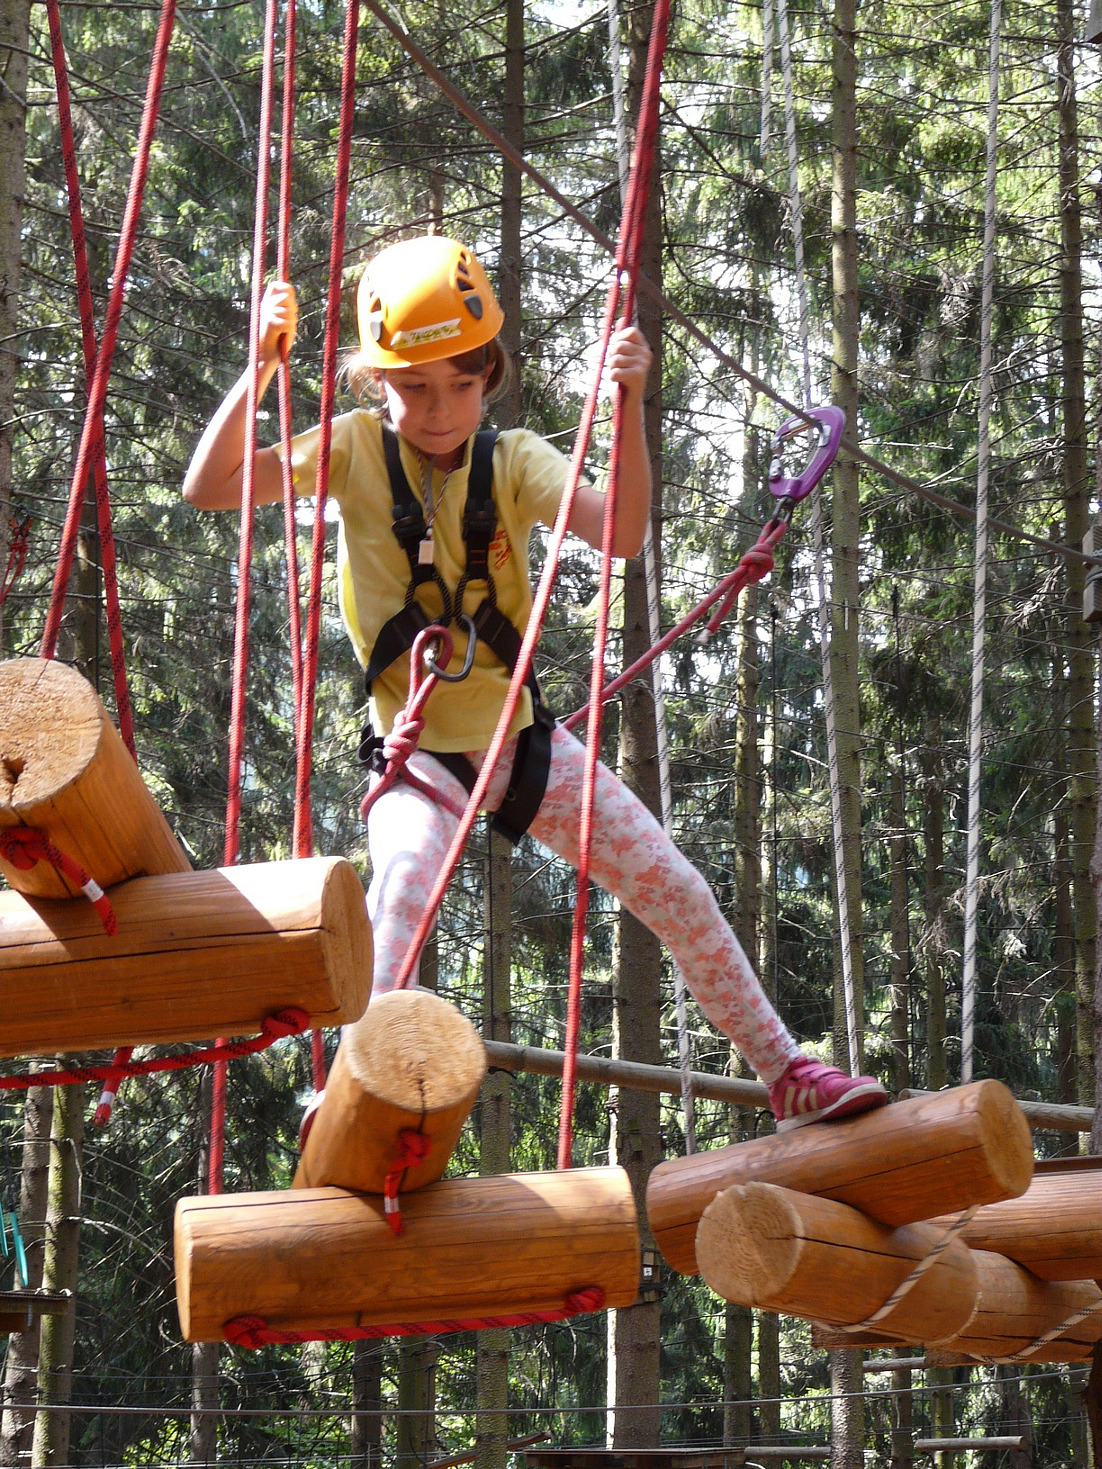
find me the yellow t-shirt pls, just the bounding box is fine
[278,412,573,751]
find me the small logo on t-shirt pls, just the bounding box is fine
[491,527,511,570]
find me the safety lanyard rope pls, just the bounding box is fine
[39,0,177,754]
[961,0,1001,1086]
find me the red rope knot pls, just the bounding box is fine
[383,715,426,767]
[223,1314,272,1350]
[93,1046,134,1128]
[0,825,118,935]
[563,1286,606,1315]
[260,1007,311,1042]
[383,1128,433,1236]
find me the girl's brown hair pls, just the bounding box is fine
[343,337,513,416]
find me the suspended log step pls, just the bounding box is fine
[175,1167,640,1342]
[929,1166,1102,1280]
[0,1289,70,1335]
[928,1250,1102,1363]
[0,858,371,1055]
[0,657,189,897]
[294,987,486,1193]
[695,1182,977,1346]
[647,1081,1032,1276]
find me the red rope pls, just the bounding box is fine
[40,0,177,673]
[0,825,118,935]
[0,1009,308,1094]
[561,518,789,733]
[43,0,137,759]
[92,1048,134,1127]
[0,516,29,610]
[294,0,360,862]
[556,0,672,1172]
[223,1287,606,1347]
[382,1128,433,1236]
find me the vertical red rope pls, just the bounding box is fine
[210,0,283,1190]
[294,0,361,862]
[43,0,138,758]
[223,0,281,869]
[556,0,671,1171]
[40,0,177,666]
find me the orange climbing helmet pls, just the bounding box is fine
[356,236,505,369]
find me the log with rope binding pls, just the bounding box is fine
[174,1168,639,1343]
[293,988,486,1213]
[0,858,370,1057]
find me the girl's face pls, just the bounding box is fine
[376,357,489,468]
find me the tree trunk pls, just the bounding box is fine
[31,1082,85,1468]
[828,0,864,1076]
[477,823,513,1469]
[497,0,523,431]
[350,1343,383,1469]
[889,1366,913,1469]
[889,760,911,1094]
[0,1080,53,1468]
[1054,0,1097,1123]
[607,0,664,1444]
[396,1341,438,1469]
[0,0,29,653]
[829,1350,863,1469]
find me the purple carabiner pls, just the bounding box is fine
[768,405,846,503]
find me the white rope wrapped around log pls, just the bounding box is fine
[835,1207,978,1335]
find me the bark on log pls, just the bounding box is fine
[647,1082,1032,1276]
[0,858,371,1054]
[929,1250,1102,1362]
[175,1167,640,1341]
[0,658,189,897]
[696,1183,977,1346]
[929,1168,1102,1280]
[294,988,486,1193]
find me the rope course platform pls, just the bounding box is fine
[0,1289,71,1335]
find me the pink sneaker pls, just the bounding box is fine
[767,1056,889,1131]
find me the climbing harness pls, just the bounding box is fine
[357,425,555,845]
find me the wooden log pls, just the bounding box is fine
[175,1167,640,1342]
[696,1182,977,1346]
[647,1082,1032,1276]
[811,1324,914,1351]
[929,1249,1102,1362]
[0,858,371,1054]
[293,988,486,1193]
[929,1169,1102,1281]
[0,658,190,897]
[901,1086,1093,1136]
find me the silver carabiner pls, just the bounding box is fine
[423,614,478,683]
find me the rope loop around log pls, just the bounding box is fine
[837,1206,978,1335]
[968,1293,1102,1365]
[0,825,119,935]
[0,1008,310,1094]
[383,1128,433,1235]
[222,1286,608,1348]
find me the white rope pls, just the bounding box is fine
[838,1208,977,1335]
[961,0,1001,1086]
[759,0,774,159]
[607,0,695,1152]
[775,0,860,1072]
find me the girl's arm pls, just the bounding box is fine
[567,325,653,558]
[182,280,298,510]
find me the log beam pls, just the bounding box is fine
[0,858,371,1054]
[0,658,189,897]
[175,1168,640,1342]
[647,1082,1032,1276]
[696,1182,977,1345]
[930,1168,1102,1280]
[294,988,486,1194]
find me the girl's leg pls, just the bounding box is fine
[364,752,469,994]
[523,725,802,1084]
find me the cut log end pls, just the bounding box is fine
[697,1183,801,1304]
[0,658,103,812]
[342,987,486,1113]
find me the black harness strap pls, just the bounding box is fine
[359,426,553,844]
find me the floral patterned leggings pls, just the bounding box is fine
[365,723,801,1085]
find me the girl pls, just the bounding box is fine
[183,234,887,1131]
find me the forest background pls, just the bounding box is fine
[0,0,1099,1462]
